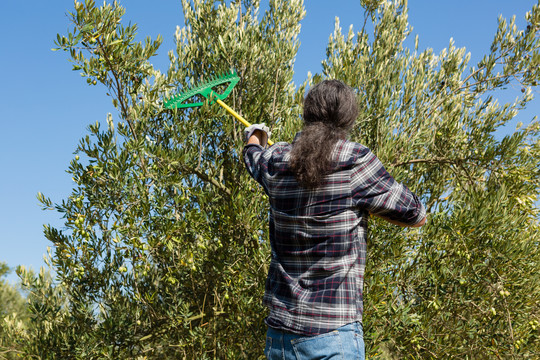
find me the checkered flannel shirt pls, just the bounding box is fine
[243,135,426,336]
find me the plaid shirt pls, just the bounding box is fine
[243,135,426,336]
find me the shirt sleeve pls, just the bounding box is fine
[351,149,426,226]
[242,143,267,185]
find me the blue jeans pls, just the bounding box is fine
[264,322,365,360]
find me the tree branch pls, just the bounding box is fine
[183,165,232,198]
[392,157,464,167]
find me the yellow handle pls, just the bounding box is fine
[215,98,274,146]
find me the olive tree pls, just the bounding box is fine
[322,0,539,358]
[0,262,29,360]
[3,0,303,358]
[2,0,539,359]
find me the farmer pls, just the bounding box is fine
[243,79,426,359]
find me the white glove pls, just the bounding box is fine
[244,123,271,142]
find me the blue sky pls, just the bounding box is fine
[1,1,538,284]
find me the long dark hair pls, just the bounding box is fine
[289,80,358,188]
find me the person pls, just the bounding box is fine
[243,79,426,360]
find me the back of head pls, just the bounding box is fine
[289,80,358,188]
[303,79,358,130]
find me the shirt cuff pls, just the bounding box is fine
[411,200,427,226]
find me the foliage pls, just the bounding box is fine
[322,0,540,358]
[0,262,27,323]
[2,0,539,359]
[4,0,303,358]
[0,262,29,359]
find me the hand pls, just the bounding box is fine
[245,123,271,144]
[247,129,268,146]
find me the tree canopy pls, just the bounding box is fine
[1,0,539,358]
[0,262,28,359]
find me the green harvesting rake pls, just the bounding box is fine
[164,70,273,146]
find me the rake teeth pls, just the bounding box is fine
[164,70,240,109]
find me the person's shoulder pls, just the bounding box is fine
[335,139,371,162]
